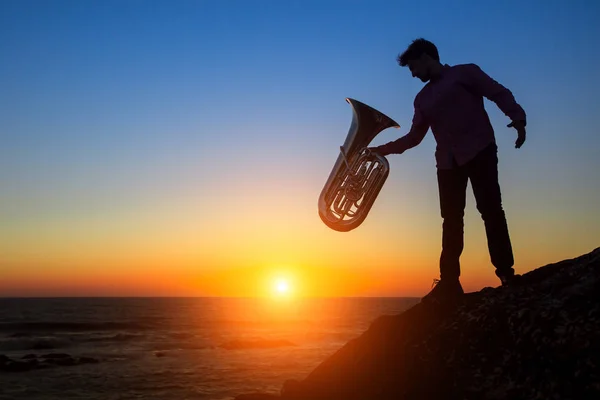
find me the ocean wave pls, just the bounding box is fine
[152,341,213,351]
[0,332,146,351]
[0,321,153,333]
[84,333,144,343]
[219,338,296,350]
[0,336,71,351]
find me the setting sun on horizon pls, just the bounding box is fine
[2,1,599,299]
[275,279,290,294]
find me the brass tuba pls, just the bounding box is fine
[318,98,400,232]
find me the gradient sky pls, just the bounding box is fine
[1,0,599,297]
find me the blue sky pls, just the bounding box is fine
[1,0,599,295]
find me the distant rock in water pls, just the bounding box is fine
[7,332,31,338]
[235,247,600,400]
[220,338,296,350]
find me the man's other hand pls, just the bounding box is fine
[507,120,526,149]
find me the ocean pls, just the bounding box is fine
[0,297,419,400]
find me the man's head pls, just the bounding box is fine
[397,38,441,83]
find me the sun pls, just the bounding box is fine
[274,278,291,296]
[266,267,298,298]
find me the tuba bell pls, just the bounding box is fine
[318,98,400,232]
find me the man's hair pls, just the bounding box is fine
[397,38,440,66]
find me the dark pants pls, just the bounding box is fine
[437,142,514,281]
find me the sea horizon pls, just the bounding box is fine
[0,295,419,299]
[1,296,420,399]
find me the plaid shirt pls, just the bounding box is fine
[377,63,526,169]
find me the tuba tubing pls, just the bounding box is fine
[318,98,400,232]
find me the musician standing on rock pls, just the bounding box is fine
[369,38,526,304]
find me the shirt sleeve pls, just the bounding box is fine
[377,99,429,155]
[461,63,526,124]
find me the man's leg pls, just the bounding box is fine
[421,161,468,304]
[467,143,515,280]
[437,162,469,281]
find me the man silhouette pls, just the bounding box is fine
[369,38,526,304]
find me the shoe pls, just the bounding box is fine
[421,278,464,305]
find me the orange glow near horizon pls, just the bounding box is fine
[1,247,597,298]
[2,180,599,298]
[0,247,578,298]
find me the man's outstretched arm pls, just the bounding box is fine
[370,103,429,156]
[462,63,527,148]
[461,63,526,122]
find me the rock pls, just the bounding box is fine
[40,353,71,359]
[235,247,600,400]
[53,357,76,366]
[31,341,56,350]
[78,356,99,364]
[77,357,100,364]
[41,355,76,366]
[0,356,40,373]
[7,332,30,338]
[2,361,34,373]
